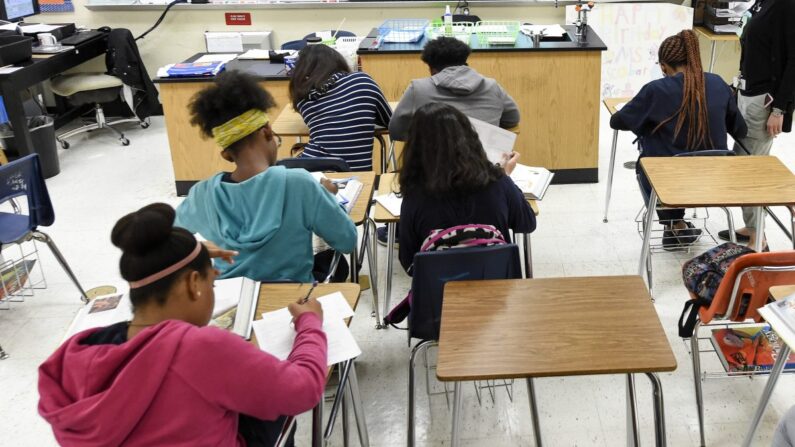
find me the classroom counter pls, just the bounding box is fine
[358,24,606,183]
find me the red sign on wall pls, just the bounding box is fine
[225,12,252,26]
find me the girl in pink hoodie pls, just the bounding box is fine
[38,203,328,446]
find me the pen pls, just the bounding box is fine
[331,176,356,185]
[301,280,318,304]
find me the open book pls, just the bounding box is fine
[510,164,554,200]
[62,277,261,341]
[760,292,795,349]
[310,172,364,214]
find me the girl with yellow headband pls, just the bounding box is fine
[174,71,358,283]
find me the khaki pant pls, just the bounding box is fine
[734,93,775,229]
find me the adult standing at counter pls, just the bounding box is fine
[719,0,795,248]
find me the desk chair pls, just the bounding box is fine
[50,74,145,148]
[638,150,737,296]
[276,156,349,172]
[684,250,795,447]
[280,31,357,51]
[0,155,87,360]
[407,244,522,446]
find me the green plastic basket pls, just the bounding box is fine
[425,20,474,45]
[475,21,520,46]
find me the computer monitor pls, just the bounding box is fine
[0,0,39,22]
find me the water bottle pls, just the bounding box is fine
[444,5,453,35]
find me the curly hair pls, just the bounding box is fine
[654,29,714,150]
[421,37,471,72]
[189,71,276,150]
[398,103,503,199]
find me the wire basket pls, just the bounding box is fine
[475,21,520,46]
[425,21,474,44]
[377,19,429,44]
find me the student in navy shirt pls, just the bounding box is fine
[397,103,536,271]
[289,44,392,171]
[611,30,747,249]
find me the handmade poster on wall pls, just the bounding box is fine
[566,3,693,99]
[40,0,74,13]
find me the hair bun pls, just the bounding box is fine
[111,203,177,256]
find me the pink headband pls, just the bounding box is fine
[128,241,203,289]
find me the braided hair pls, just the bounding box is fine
[653,30,714,150]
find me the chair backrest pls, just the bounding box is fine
[0,154,54,238]
[280,39,306,51]
[409,244,522,341]
[303,30,357,40]
[674,149,736,157]
[698,250,795,324]
[275,157,350,172]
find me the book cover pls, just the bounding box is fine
[0,259,36,300]
[710,326,795,373]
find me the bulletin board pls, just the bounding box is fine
[566,3,693,99]
[40,0,75,13]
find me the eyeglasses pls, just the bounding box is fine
[273,132,283,147]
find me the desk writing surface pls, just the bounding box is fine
[326,171,375,226]
[251,283,361,348]
[272,102,398,137]
[603,97,632,116]
[373,173,539,222]
[640,156,795,208]
[770,285,795,301]
[436,276,676,381]
[694,26,740,42]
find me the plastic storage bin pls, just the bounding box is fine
[475,21,521,46]
[0,116,60,178]
[377,19,429,44]
[0,35,33,66]
[425,21,474,44]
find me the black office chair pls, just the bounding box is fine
[275,157,349,172]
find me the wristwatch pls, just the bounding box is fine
[772,107,785,117]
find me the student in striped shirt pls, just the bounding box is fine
[289,44,392,171]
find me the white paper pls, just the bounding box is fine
[195,53,238,64]
[238,49,271,60]
[0,23,18,32]
[20,24,60,33]
[213,277,245,317]
[0,66,23,74]
[374,193,402,217]
[469,116,517,165]
[382,28,425,43]
[520,24,566,38]
[317,292,355,320]
[252,305,361,366]
[206,32,244,53]
[510,163,554,200]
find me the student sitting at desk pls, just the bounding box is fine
[397,103,536,271]
[388,36,520,142]
[38,203,327,446]
[610,30,747,249]
[175,71,357,282]
[289,44,392,171]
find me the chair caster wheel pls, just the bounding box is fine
[120,138,130,146]
[140,122,150,129]
[60,140,70,149]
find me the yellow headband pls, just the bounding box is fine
[212,109,270,149]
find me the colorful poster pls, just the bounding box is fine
[39,0,74,13]
[566,3,694,99]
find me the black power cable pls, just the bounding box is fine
[135,0,187,41]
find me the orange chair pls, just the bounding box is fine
[686,250,795,447]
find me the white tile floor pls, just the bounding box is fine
[1,109,794,447]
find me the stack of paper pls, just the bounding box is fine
[374,193,402,217]
[237,49,271,60]
[251,292,361,366]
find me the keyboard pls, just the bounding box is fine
[60,30,103,46]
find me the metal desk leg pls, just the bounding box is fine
[408,341,434,447]
[365,219,383,328]
[312,395,324,447]
[384,222,396,321]
[376,134,387,174]
[742,344,791,447]
[626,374,641,447]
[348,362,370,447]
[708,41,717,73]
[342,385,350,447]
[350,243,359,284]
[324,360,353,442]
[603,129,619,223]
[638,190,657,281]
[526,378,543,447]
[523,233,533,279]
[646,373,667,447]
[451,382,463,447]
[754,206,765,252]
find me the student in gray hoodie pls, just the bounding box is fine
[388,36,521,142]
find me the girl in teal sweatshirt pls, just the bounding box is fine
[175,71,357,283]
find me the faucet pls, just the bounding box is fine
[574,1,594,42]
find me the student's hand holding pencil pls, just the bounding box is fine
[288,297,324,322]
[320,178,339,195]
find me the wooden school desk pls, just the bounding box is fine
[358,25,607,184]
[436,276,677,447]
[638,156,795,284]
[373,173,539,328]
[271,102,397,174]
[252,282,368,447]
[602,96,633,223]
[693,26,740,74]
[770,285,795,300]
